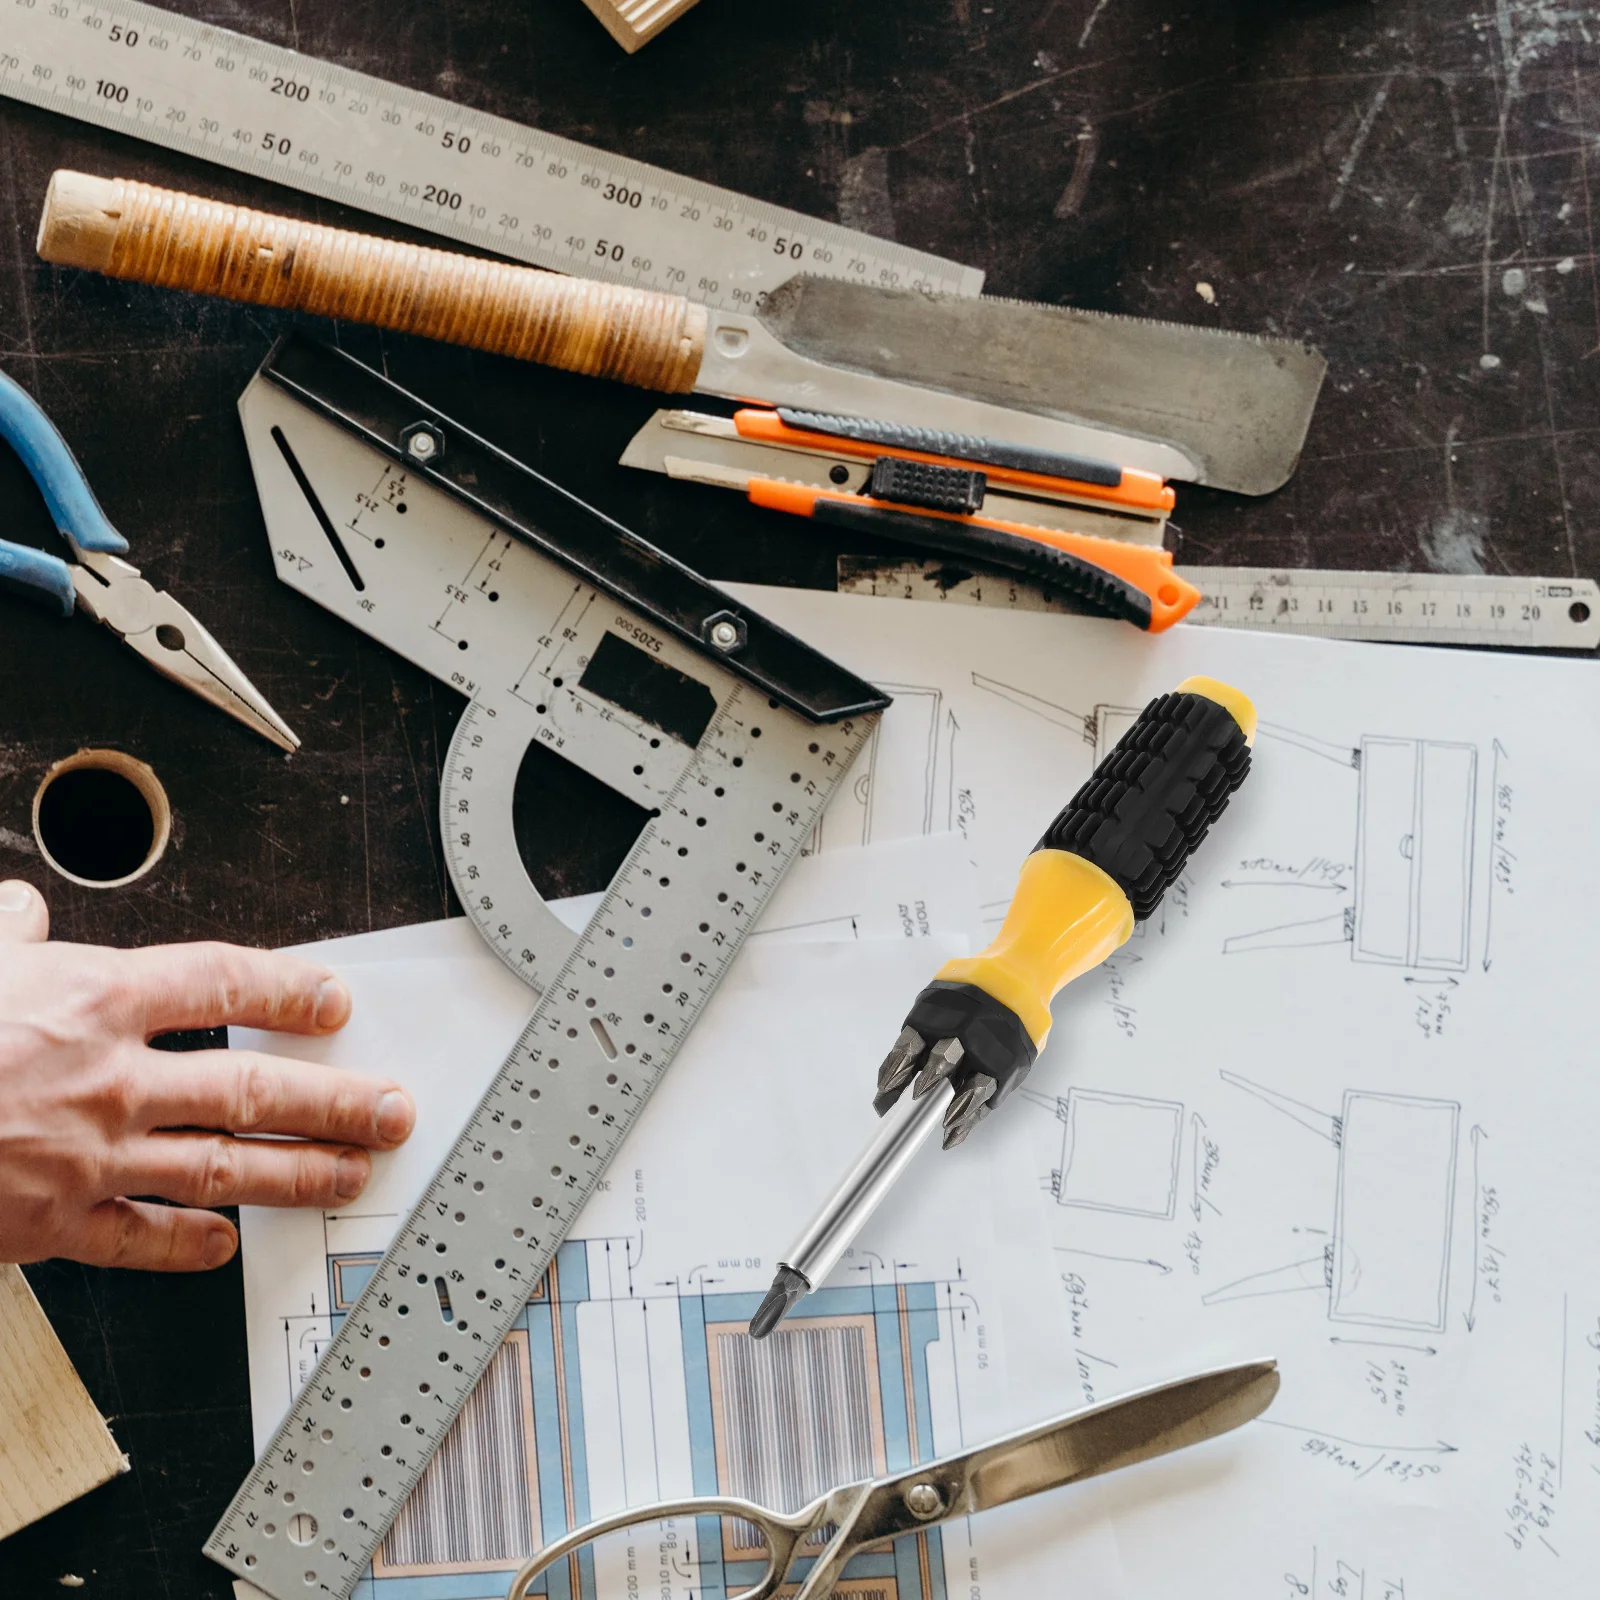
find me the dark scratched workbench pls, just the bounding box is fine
[0,0,1595,1593]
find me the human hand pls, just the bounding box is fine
[0,879,416,1271]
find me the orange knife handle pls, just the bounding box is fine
[733,408,1174,515]
[745,480,1199,632]
[747,480,1198,632]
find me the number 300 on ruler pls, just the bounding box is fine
[1,0,979,311]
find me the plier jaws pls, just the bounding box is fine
[72,550,301,753]
[0,369,299,752]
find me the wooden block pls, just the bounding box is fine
[0,1265,127,1541]
[579,0,704,52]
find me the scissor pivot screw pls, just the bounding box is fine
[402,422,445,463]
[903,1482,943,1520]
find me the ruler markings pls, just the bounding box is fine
[835,557,1600,651]
[2,0,980,310]
[209,355,884,1597]
[208,679,875,1595]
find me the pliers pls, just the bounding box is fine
[0,369,299,752]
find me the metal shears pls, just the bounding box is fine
[0,369,299,751]
[506,1359,1278,1600]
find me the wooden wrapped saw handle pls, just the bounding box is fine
[36,170,707,392]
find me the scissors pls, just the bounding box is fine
[0,369,299,751]
[507,1358,1278,1600]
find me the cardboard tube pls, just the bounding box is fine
[32,748,171,890]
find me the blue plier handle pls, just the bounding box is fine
[0,369,129,617]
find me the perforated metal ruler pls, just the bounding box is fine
[0,0,978,311]
[213,335,884,1599]
[836,557,1600,650]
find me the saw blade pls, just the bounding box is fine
[745,277,1327,497]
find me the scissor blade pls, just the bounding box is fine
[960,1359,1279,1513]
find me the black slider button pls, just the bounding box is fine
[868,456,986,515]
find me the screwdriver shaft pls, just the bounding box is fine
[754,1082,949,1336]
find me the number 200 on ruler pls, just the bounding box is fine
[1,0,979,311]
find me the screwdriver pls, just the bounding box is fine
[750,676,1256,1338]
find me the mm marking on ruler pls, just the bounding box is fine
[206,338,886,1599]
[1,0,979,311]
[835,557,1600,651]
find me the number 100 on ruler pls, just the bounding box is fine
[1,0,978,311]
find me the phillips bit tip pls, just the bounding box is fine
[748,1265,811,1340]
[941,1074,997,1149]
[874,1026,926,1113]
[942,1102,993,1150]
[912,1036,964,1099]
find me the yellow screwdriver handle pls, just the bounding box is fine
[873,676,1257,1143]
[936,849,1135,1048]
[938,674,1257,1046]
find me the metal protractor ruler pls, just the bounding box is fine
[0,0,978,311]
[215,334,884,1599]
[836,556,1600,651]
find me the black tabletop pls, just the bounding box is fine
[1,2,1594,1594]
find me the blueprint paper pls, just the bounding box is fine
[718,584,1600,1596]
[235,937,1127,1600]
[284,831,980,972]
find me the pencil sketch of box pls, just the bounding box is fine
[816,682,947,851]
[1353,737,1476,971]
[1055,1088,1183,1219]
[1206,1075,1459,1334]
[1223,733,1478,974]
[1330,1090,1458,1330]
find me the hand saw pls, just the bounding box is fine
[37,170,1325,498]
[211,334,886,1598]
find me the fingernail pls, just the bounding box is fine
[0,881,36,914]
[377,1090,415,1146]
[203,1227,236,1269]
[315,977,351,1030]
[336,1149,370,1199]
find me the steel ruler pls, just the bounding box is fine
[212,334,885,1598]
[835,557,1600,651]
[0,0,979,312]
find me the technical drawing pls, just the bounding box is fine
[816,682,949,851]
[970,672,1136,764]
[1223,727,1479,973]
[1354,737,1476,970]
[1204,1073,1459,1333]
[1054,1089,1184,1219]
[317,1240,952,1600]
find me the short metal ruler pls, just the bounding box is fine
[0,0,978,311]
[836,556,1600,651]
[211,334,885,1598]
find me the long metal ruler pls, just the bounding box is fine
[836,556,1600,650]
[211,335,885,1598]
[0,0,979,311]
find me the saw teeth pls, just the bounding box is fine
[912,1036,964,1099]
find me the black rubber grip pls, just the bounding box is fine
[810,498,1154,630]
[868,456,986,514]
[897,979,1039,1112]
[1038,690,1251,920]
[776,408,1124,487]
